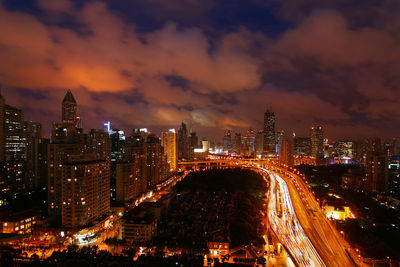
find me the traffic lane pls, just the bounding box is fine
[283,174,355,267]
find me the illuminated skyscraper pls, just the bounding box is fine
[48,91,85,215]
[293,134,312,157]
[276,130,284,156]
[189,131,198,160]
[62,90,78,126]
[234,133,242,155]
[177,122,190,159]
[365,138,388,193]
[162,129,177,170]
[116,160,142,203]
[244,129,256,155]
[255,131,264,156]
[223,130,232,152]
[280,139,294,167]
[61,158,110,228]
[310,126,324,158]
[263,107,276,157]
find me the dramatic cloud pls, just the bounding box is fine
[1,0,400,140]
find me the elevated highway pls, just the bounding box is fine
[178,159,361,267]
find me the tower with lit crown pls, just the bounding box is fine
[62,89,78,126]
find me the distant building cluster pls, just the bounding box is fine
[215,107,398,195]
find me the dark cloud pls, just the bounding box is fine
[0,0,400,140]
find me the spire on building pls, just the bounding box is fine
[62,89,78,125]
[63,89,76,103]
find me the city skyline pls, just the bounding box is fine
[1,0,400,140]
[1,1,400,264]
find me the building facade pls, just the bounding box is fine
[263,107,276,157]
[61,159,110,228]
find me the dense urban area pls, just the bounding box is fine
[0,90,398,267]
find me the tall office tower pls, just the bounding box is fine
[245,129,256,154]
[177,122,189,159]
[353,138,370,164]
[116,160,142,203]
[162,129,177,171]
[87,129,111,160]
[276,130,284,156]
[365,154,389,193]
[123,130,147,194]
[234,133,242,155]
[365,138,388,193]
[293,135,312,157]
[48,91,86,215]
[0,94,44,197]
[310,126,324,158]
[62,90,79,126]
[146,134,167,189]
[189,131,198,160]
[255,130,264,156]
[222,130,232,152]
[280,139,294,167]
[263,107,276,157]
[61,158,110,228]
[26,137,48,190]
[4,104,25,160]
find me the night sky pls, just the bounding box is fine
[1,0,400,141]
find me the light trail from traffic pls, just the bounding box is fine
[264,169,325,267]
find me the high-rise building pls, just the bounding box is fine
[263,107,276,157]
[202,140,210,153]
[62,90,79,126]
[276,130,284,156]
[26,137,48,190]
[87,129,111,160]
[48,90,86,215]
[310,126,324,158]
[280,139,294,167]
[61,158,110,228]
[188,131,198,160]
[162,129,177,171]
[146,134,167,188]
[244,129,256,155]
[234,133,242,155]
[353,138,370,164]
[4,104,26,160]
[365,138,388,193]
[222,130,232,152]
[0,160,25,202]
[47,143,81,215]
[255,131,264,156]
[123,129,147,195]
[177,122,189,160]
[115,160,142,203]
[0,94,44,198]
[365,154,388,193]
[293,135,312,157]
